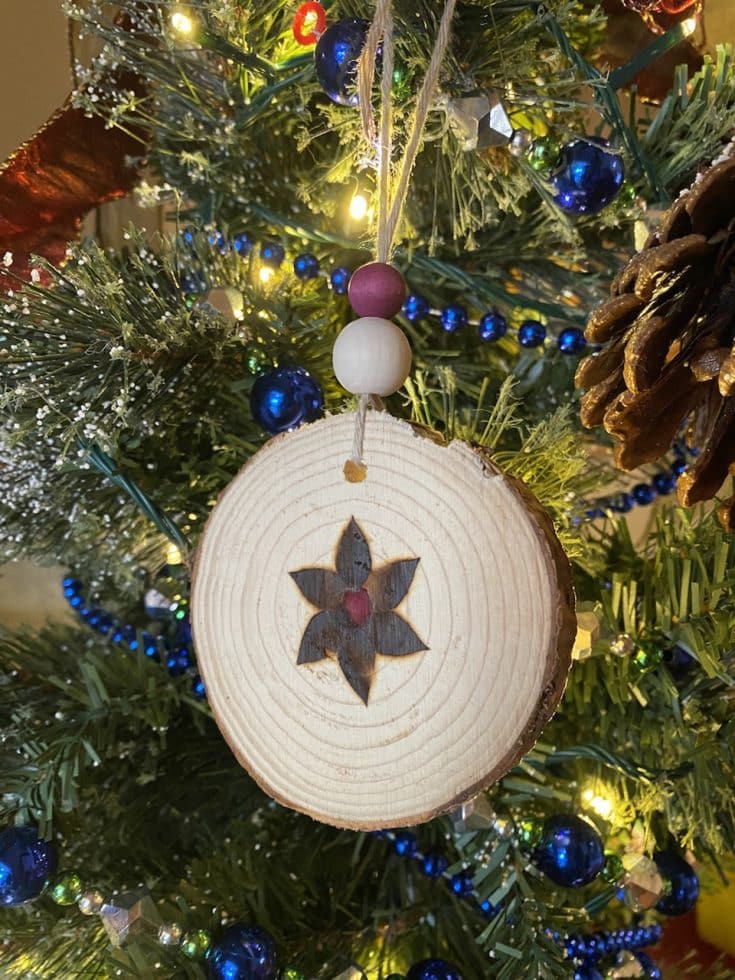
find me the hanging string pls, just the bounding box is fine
[345,0,458,480]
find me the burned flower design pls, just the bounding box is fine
[290,517,428,704]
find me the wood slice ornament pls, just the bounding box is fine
[192,412,575,829]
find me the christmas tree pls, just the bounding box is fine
[1,0,735,976]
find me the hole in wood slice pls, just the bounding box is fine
[192,413,575,830]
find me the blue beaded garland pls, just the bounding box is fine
[670,456,687,476]
[450,871,474,898]
[440,304,469,333]
[610,492,633,514]
[632,483,655,505]
[250,367,324,435]
[405,960,463,980]
[654,848,699,916]
[573,969,602,980]
[403,294,430,322]
[207,923,278,980]
[314,19,369,106]
[293,253,320,280]
[208,230,228,254]
[478,312,507,342]
[233,233,252,256]
[652,472,676,495]
[260,242,285,268]
[421,851,448,878]
[551,138,625,216]
[533,815,605,888]
[192,675,206,699]
[557,327,586,355]
[330,266,351,295]
[0,827,57,906]
[518,319,546,348]
[393,831,417,857]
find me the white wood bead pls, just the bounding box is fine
[332,317,412,396]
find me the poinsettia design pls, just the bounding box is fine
[290,517,428,704]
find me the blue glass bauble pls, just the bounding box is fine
[670,455,687,476]
[406,960,463,980]
[518,320,546,348]
[632,483,655,505]
[557,327,586,355]
[330,266,351,295]
[403,294,430,322]
[652,471,675,495]
[478,312,507,342]
[551,138,624,215]
[208,230,228,254]
[610,492,633,514]
[654,848,699,915]
[0,826,57,906]
[293,253,320,280]
[663,644,695,679]
[440,304,468,333]
[314,19,369,106]
[533,815,605,887]
[192,674,206,699]
[260,242,285,267]
[250,367,324,435]
[208,924,278,980]
[450,871,474,897]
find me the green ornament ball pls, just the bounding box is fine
[50,871,84,906]
[245,346,270,376]
[280,968,306,980]
[181,928,212,959]
[633,642,663,675]
[601,852,625,884]
[518,817,543,849]
[527,136,562,176]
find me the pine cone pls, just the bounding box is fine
[577,149,735,530]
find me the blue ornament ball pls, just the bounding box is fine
[551,138,624,215]
[208,924,278,980]
[406,960,463,980]
[314,19,369,106]
[330,266,351,295]
[0,826,57,906]
[250,367,324,435]
[260,242,285,268]
[403,294,430,322]
[654,848,699,915]
[533,815,605,887]
[440,304,468,333]
[632,483,655,506]
[478,312,507,342]
[652,471,676,495]
[421,851,448,878]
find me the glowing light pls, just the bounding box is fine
[259,266,275,284]
[349,193,369,221]
[681,17,698,36]
[582,787,613,820]
[171,10,194,35]
[166,543,182,565]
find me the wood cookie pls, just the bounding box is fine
[191,412,575,830]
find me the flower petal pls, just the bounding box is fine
[296,611,339,664]
[370,557,420,611]
[337,642,376,705]
[290,567,345,609]
[373,611,428,657]
[335,517,371,589]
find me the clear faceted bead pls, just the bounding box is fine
[621,856,665,911]
[99,887,162,947]
[78,888,105,915]
[509,128,534,157]
[608,950,645,978]
[331,966,367,980]
[157,921,183,946]
[446,93,513,151]
[610,633,635,657]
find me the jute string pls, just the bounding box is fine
[345,0,458,481]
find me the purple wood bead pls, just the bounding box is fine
[348,262,407,318]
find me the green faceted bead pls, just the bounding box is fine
[280,968,306,980]
[601,852,625,884]
[618,181,638,205]
[633,642,663,674]
[527,137,562,176]
[50,871,84,906]
[246,346,269,376]
[181,928,212,959]
[518,818,543,848]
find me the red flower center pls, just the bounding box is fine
[342,588,372,626]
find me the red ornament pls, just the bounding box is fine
[619,0,702,32]
[292,2,326,46]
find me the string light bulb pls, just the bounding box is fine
[349,193,369,221]
[582,787,614,820]
[166,543,182,566]
[171,9,195,35]
[259,266,275,284]
[680,16,698,36]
